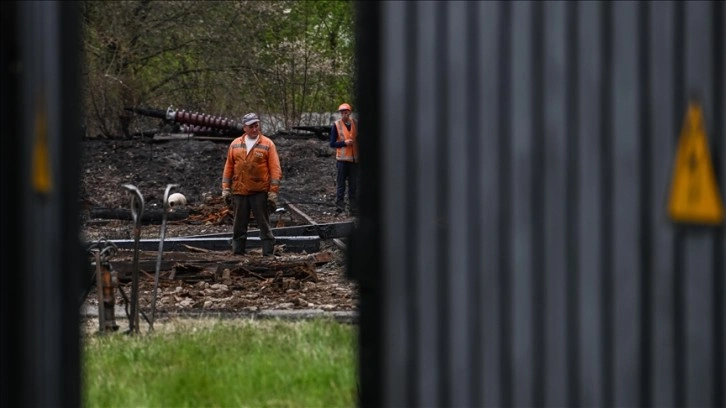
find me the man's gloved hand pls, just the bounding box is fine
[222,189,232,207]
[267,191,278,212]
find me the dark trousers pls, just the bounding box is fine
[336,160,358,208]
[232,192,274,243]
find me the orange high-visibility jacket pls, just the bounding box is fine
[334,118,358,162]
[222,134,282,195]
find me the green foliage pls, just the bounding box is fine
[253,1,355,128]
[81,0,356,138]
[83,318,358,407]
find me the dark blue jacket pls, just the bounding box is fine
[329,121,352,148]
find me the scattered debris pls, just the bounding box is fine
[80,136,358,317]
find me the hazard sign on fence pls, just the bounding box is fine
[667,101,724,225]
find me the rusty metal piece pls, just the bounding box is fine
[149,184,178,331]
[122,184,145,334]
[94,251,105,332]
[274,207,291,227]
[88,240,120,333]
[99,262,120,332]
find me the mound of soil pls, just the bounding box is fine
[79,134,359,323]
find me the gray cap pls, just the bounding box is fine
[242,112,260,125]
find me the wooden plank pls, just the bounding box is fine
[286,204,349,250]
[100,251,333,277]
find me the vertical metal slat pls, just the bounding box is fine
[611,1,641,404]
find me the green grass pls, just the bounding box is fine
[82,318,358,408]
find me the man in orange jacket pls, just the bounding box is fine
[222,113,282,256]
[329,103,358,215]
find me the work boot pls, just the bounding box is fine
[231,238,246,255]
[261,239,275,257]
[335,200,345,214]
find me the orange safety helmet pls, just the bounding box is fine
[337,103,352,112]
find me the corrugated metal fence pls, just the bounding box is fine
[352,1,725,407]
[1,2,82,407]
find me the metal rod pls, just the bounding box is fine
[149,184,178,331]
[287,203,348,251]
[94,251,105,333]
[122,184,144,334]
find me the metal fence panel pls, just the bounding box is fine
[648,2,678,406]
[476,2,504,406]
[542,2,568,406]
[1,2,82,407]
[354,1,726,407]
[684,3,716,406]
[574,2,605,405]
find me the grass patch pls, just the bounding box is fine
[82,318,358,407]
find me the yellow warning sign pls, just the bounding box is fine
[667,101,724,225]
[31,95,53,194]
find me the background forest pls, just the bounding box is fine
[81,0,356,139]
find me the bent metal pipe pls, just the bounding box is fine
[122,184,144,334]
[149,184,178,331]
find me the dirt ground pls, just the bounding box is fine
[79,130,359,324]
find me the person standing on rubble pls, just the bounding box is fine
[221,113,282,256]
[329,102,359,215]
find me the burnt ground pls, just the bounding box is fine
[79,133,359,322]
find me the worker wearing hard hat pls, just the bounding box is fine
[329,103,358,215]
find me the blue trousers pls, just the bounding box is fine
[336,161,358,208]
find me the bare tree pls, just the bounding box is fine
[81,0,354,138]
